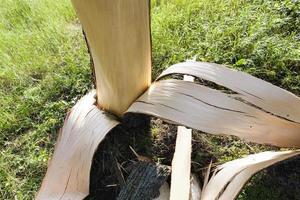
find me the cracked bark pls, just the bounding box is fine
[82,30,97,88]
[117,162,171,200]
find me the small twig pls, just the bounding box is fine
[129,146,153,162]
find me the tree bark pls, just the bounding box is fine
[117,162,171,200]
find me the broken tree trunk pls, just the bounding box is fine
[71,0,152,116]
[117,162,171,200]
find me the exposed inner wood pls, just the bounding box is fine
[36,91,119,200]
[170,126,192,200]
[201,150,300,200]
[72,0,152,116]
[127,79,300,147]
[158,61,300,123]
[170,75,194,200]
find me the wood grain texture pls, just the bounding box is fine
[170,126,192,200]
[127,80,300,147]
[158,61,300,123]
[36,91,119,200]
[72,0,152,116]
[170,75,194,200]
[201,150,300,200]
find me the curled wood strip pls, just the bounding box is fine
[36,91,119,200]
[157,61,300,123]
[127,80,300,148]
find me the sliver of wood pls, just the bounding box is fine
[170,75,194,200]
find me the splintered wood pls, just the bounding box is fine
[40,0,300,198]
[201,150,300,200]
[127,79,300,148]
[170,75,194,200]
[36,91,119,200]
[71,0,151,116]
[170,126,192,200]
[158,61,300,123]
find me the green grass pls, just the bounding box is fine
[0,0,92,198]
[0,0,299,199]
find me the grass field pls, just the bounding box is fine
[0,0,299,199]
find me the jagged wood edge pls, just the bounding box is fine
[36,91,119,200]
[170,75,194,200]
[157,61,300,123]
[201,150,300,200]
[126,79,300,148]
